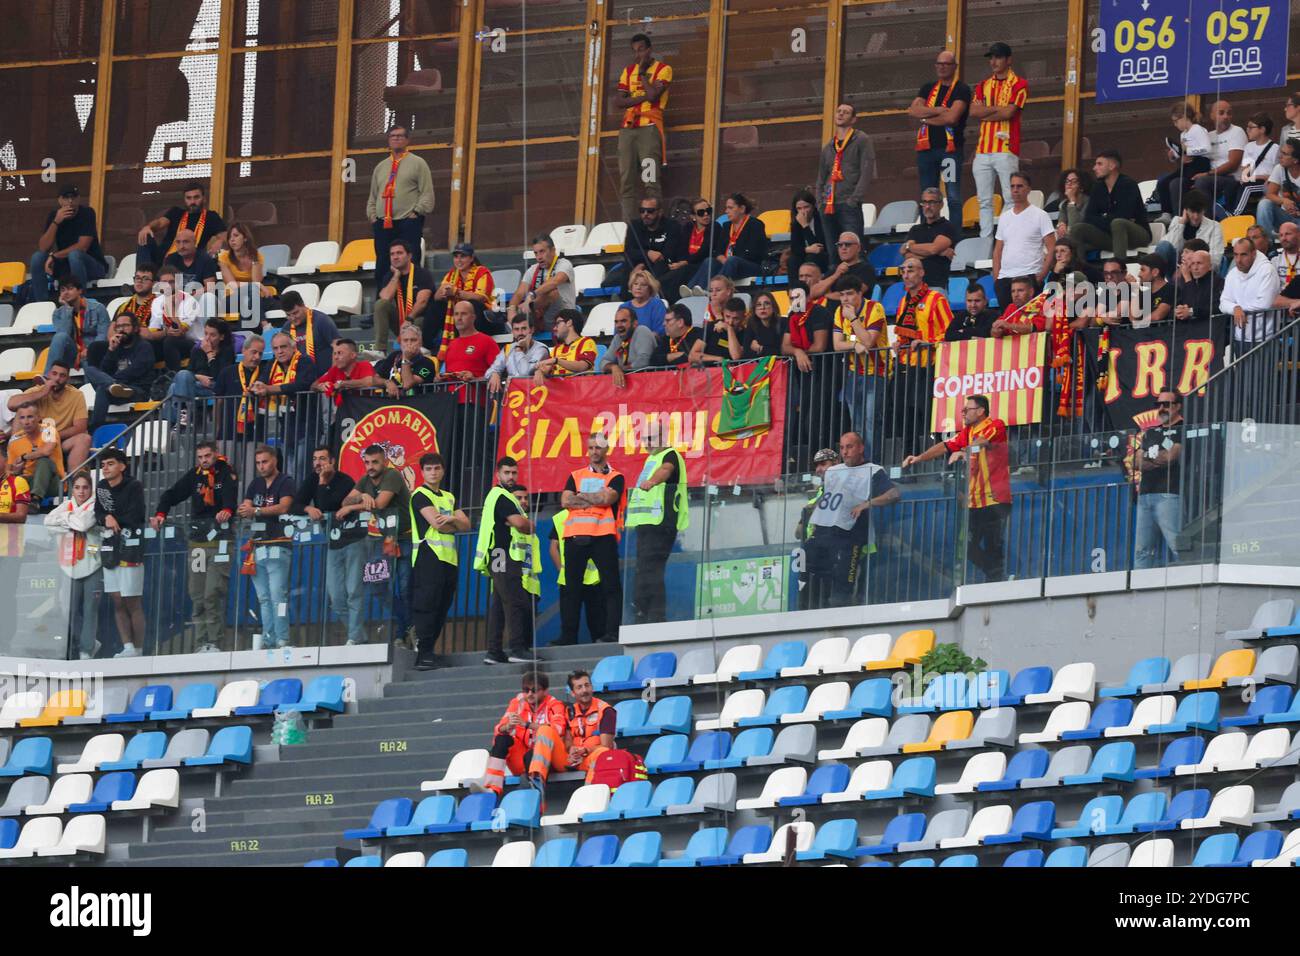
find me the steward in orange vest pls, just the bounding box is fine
[531,668,617,785]
[481,671,569,796]
[559,433,626,644]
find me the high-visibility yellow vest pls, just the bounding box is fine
[626,448,689,531]
[410,485,458,566]
[474,486,540,591]
[521,530,541,596]
[552,509,600,587]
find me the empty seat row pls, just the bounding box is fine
[0,815,106,860]
[12,768,179,816]
[1100,647,1294,697]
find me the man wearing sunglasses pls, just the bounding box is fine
[810,232,877,304]
[903,187,960,288]
[909,50,970,228]
[1133,391,1184,569]
[623,196,684,298]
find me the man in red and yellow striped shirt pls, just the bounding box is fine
[903,394,1011,581]
[970,42,1029,239]
[614,34,672,222]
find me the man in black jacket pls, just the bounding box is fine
[95,448,148,657]
[1069,149,1151,262]
[1173,247,1221,321]
[151,441,238,653]
[87,312,157,430]
[622,197,684,296]
[945,283,998,340]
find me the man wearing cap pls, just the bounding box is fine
[795,447,839,610]
[969,42,1029,239]
[429,243,495,356]
[28,185,109,302]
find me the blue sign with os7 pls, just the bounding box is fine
[1097,0,1289,103]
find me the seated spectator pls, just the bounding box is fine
[1139,254,1175,324]
[992,171,1054,307]
[1274,223,1300,313]
[1053,166,1093,239]
[250,331,315,405]
[670,198,728,298]
[1259,138,1300,236]
[700,274,734,326]
[163,228,219,293]
[1221,237,1281,343]
[732,290,784,359]
[600,305,658,388]
[622,269,667,334]
[27,185,108,303]
[144,264,202,372]
[653,302,705,366]
[810,231,876,303]
[687,192,768,289]
[217,221,274,325]
[311,338,377,406]
[486,313,549,396]
[508,234,575,333]
[893,258,954,362]
[6,404,62,503]
[534,308,596,383]
[112,264,159,327]
[278,291,340,377]
[782,263,833,371]
[1248,223,1272,257]
[1217,113,1279,217]
[1189,99,1246,207]
[439,300,501,404]
[945,282,998,340]
[86,312,156,429]
[6,363,90,471]
[47,276,111,374]
[990,276,1047,336]
[903,187,960,289]
[430,243,494,355]
[1045,236,1100,288]
[136,181,227,267]
[788,188,830,279]
[1154,191,1224,273]
[216,334,270,439]
[1157,100,1212,215]
[1091,260,1137,325]
[702,296,747,364]
[1173,247,1220,321]
[359,323,438,398]
[1069,149,1150,262]
[623,197,684,296]
[1283,93,1300,148]
[373,238,435,356]
[166,318,236,415]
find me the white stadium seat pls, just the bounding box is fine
[743,821,813,864]
[316,280,363,316]
[491,840,536,867]
[0,302,55,338]
[421,749,489,791]
[25,774,93,816]
[782,637,850,677]
[191,680,260,719]
[277,241,340,277]
[57,734,126,774]
[935,751,1008,795]
[0,817,62,859]
[692,644,762,685]
[823,633,893,674]
[735,767,807,810]
[817,718,888,761]
[1024,662,1096,704]
[112,769,181,812]
[780,682,850,724]
[37,815,105,858]
[540,784,610,827]
[695,689,764,731]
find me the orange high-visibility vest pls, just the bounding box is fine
[495,692,568,749]
[562,466,623,539]
[568,698,613,749]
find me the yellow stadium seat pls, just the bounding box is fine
[1220,215,1254,248]
[131,401,162,412]
[603,244,625,254]
[758,209,792,236]
[863,628,936,671]
[11,347,47,381]
[1184,649,1256,690]
[319,238,376,273]
[0,261,25,292]
[18,689,87,728]
[962,195,1002,229]
[902,710,975,753]
[771,290,791,314]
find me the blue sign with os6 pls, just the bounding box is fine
[1097,0,1289,103]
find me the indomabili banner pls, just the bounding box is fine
[930,332,1048,432]
[496,364,788,493]
[336,392,459,491]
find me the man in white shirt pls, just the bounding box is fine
[1259,140,1300,236]
[142,264,202,372]
[1190,99,1246,207]
[991,171,1054,309]
[1216,113,1279,217]
[1221,238,1281,344]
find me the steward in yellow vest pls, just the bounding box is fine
[407,452,469,670]
[475,456,542,665]
[627,443,688,625]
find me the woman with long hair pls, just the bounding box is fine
[687,192,769,291]
[43,471,103,660]
[664,197,726,300]
[729,289,784,358]
[1054,167,1093,238]
[788,189,829,278]
[218,221,276,323]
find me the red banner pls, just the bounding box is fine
[496,364,788,493]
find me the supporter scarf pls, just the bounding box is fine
[787,296,826,351]
[916,82,957,153]
[395,267,416,325]
[667,331,691,360]
[72,304,85,356]
[236,362,261,434]
[824,131,854,213]
[531,256,559,292]
[382,152,405,229]
[895,284,932,343]
[167,209,208,255]
[726,215,749,256]
[122,294,154,327]
[1051,321,1085,419]
[295,313,317,363]
[688,226,706,257]
[196,457,229,508]
[1284,252,1298,283]
[442,263,488,296]
[617,334,630,368]
[57,501,86,566]
[267,351,299,416]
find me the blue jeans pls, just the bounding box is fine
[251,546,291,647]
[1134,493,1181,569]
[372,216,426,297]
[917,149,963,225]
[688,255,762,289]
[819,204,866,264]
[1257,199,1300,237]
[164,370,215,424]
[842,373,883,463]
[326,538,368,643]
[27,250,106,302]
[392,540,412,638]
[47,332,81,373]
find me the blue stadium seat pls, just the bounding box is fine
[737,641,808,681]
[898,858,932,867]
[600,831,662,867]
[0,818,18,850]
[697,825,772,867]
[978,274,998,308]
[973,670,1010,707]
[583,780,653,822]
[344,798,414,840]
[899,673,972,715]
[621,696,692,736]
[1261,689,1300,725]
[91,424,129,450]
[278,675,347,715]
[426,792,498,833]
[659,827,728,867]
[1222,685,1293,726]
[343,856,381,867]
[67,772,136,813]
[868,244,904,271]
[1131,788,1210,832]
[1059,741,1137,785]
[1192,833,1240,866]
[150,683,218,721]
[947,276,969,304]
[0,738,54,777]
[605,652,677,691]
[1003,849,1045,867]
[881,282,907,314]
[983,801,1056,845]
[234,678,303,716]
[1209,830,1284,867]
[106,685,172,723]
[864,756,936,799]
[1099,657,1171,697]
[736,686,808,727]
[1060,699,1134,740]
[590,656,633,693]
[1262,605,1300,639]
[96,731,167,771]
[976,749,1050,791]
[625,777,694,819]
[779,763,851,806]
[385,795,455,836]
[304,858,339,867]
[1134,736,1205,780]
[1145,691,1219,734]
[614,700,648,734]
[427,848,470,867]
[1051,795,1123,839]
[470,789,540,831]
[797,818,860,861]
[643,734,690,773]
[821,678,894,721]
[940,854,979,867]
[656,732,724,773]
[574,834,620,867]
[703,727,772,769]
[1097,792,1166,835]
[1045,846,1087,867]
[533,838,578,867]
[994,666,1052,706]
[855,812,926,857]
[183,726,253,766]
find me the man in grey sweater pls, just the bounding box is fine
[366,124,435,296]
[816,103,875,264]
[600,306,659,387]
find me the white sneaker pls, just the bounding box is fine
[346,639,360,646]
[679,285,694,299]
[196,642,220,654]
[692,285,708,296]
[115,645,140,658]
[79,652,92,660]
